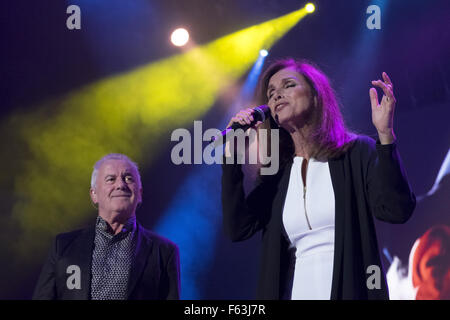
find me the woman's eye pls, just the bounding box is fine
[125,176,134,183]
[285,82,295,88]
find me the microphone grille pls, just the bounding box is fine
[254,105,270,122]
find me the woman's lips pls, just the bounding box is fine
[275,102,288,112]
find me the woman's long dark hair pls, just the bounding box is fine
[256,58,357,170]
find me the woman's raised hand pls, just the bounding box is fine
[370,72,397,144]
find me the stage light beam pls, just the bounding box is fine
[4,6,313,263]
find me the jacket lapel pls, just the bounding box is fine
[274,160,294,238]
[66,226,95,299]
[274,160,295,299]
[328,157,346,300]
[127,223,153,298]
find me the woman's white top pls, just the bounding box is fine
[282,156,336,300]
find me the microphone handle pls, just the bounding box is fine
[210,105,269,144]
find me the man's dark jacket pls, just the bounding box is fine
[32,222,180,300]
[222,136,416,299]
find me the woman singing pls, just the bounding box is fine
[221,58,416,299]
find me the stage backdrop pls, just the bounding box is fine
[0,0,448,299]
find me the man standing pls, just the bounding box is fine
[33,153,180,299]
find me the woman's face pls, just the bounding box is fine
[266,67,315,130]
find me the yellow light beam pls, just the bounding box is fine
[2,8,311,261]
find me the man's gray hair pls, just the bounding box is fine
[90,153,142,189]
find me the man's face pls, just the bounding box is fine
[90,159,142,216]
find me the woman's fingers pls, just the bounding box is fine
[382,72,393,88]
[371,79,388,93]
[371,72,395,102]
[369,87,379,110]
[231,116,247,126]
[229,108,256,127]
[242,108,255,122]
[371,79,394,101]
[240,108,256,125]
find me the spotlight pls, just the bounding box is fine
[171,28,190,47]
[259,49,268,57]
[305,3,315,13]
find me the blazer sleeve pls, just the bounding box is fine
[161,243,181,300]
[365,138,416,223]
[32,238,58,300]
[221,159,274,242]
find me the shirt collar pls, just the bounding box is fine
[293,156,318,163]
[95,215,137,236]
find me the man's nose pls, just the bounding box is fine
[115,178,129,190]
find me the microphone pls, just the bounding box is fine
[210,105,270,144]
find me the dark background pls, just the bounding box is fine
[1,0,449,299]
